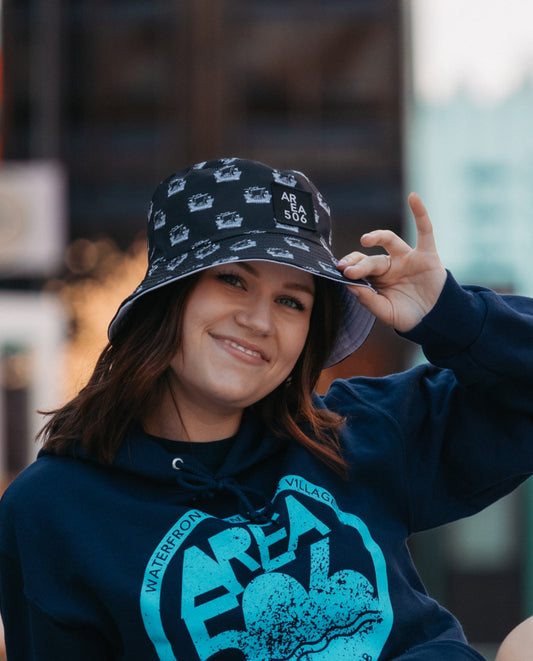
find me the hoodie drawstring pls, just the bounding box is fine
[172,459,272,524]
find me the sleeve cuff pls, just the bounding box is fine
[399,270,488,360]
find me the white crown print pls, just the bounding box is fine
[230,239,256,252]
[215,211,244,230]
[168,176,186,196]
[214,165,242,183]
[188,193,214,212]
[169,224,189,246]
[272,170,298,187]
[244,186,272,204]
[154,210,167,231]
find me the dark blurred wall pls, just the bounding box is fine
[2,0,409,376]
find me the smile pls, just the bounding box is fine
[224,340,263,359]
[211,333,269,363]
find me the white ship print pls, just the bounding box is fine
[153,210,166,230]
[169,224,190,246]
[214,165,242,183]
[230,239,256,252]
[168,253,188,270]
[148,256,165,277]
[315,209,333,246]
[244,186,272,204]
[188,193,214,212]
[215,211,244,229]
[284,236,310,252]
[193,239,220,259]
[316,191,330,215]
[266,248,294,259]
[320,236,334,256]
[274,220,299,233]
[318,260,339,276]
[210,256,239,266]
[273,170,298,187]
[168,176,186,196]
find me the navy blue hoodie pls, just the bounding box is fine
[1,273,533,661]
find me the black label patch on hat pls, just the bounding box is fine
[271,183,317,231]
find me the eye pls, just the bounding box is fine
[215,271,245,288]
[277,295,306,311]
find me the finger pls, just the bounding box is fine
[341,253,391,280]
[336,252,368,273]
[408,192,437,252]
[360,229,410,256]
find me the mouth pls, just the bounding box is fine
[212,334,269,363]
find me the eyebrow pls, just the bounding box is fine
[235,262,315,297]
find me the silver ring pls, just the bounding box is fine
[171,457,184,470]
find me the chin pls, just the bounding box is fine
[210,386,270,411]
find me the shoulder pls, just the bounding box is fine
[0,453,95,524]
[1,457,54,516]
[496,617,533,661]
[0,453,111,561]
[319,364,448,417]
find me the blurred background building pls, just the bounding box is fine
[0,1,532,659]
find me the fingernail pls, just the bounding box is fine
[337,259,347,267]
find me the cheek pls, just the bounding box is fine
[179,300,213,347]
[282,319,311,363]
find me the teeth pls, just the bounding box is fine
[227,340,261,358]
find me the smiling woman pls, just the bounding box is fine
[1,158,533,661]
[155,261,315,442]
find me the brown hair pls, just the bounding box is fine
[39,272,348,476]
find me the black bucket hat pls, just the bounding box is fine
[108,157,375,367]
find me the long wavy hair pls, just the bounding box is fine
[39,271,348,476]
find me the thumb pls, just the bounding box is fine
[348,284,392,326]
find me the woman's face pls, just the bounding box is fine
[169,260,315,421]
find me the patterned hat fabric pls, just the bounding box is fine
[107,157,375,367]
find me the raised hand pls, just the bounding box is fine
[337,193,447,333]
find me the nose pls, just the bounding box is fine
[234,297,274,335]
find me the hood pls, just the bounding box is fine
[39,409,290,523]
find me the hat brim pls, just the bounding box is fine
[108,229,375,368]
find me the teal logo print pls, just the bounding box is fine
[140,476,393,660]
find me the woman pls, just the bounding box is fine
[1,157,532,660]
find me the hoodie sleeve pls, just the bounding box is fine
[0,549,114,660]
[397,271,533,531]
[401,270,532,394]
[328,271,533,534]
